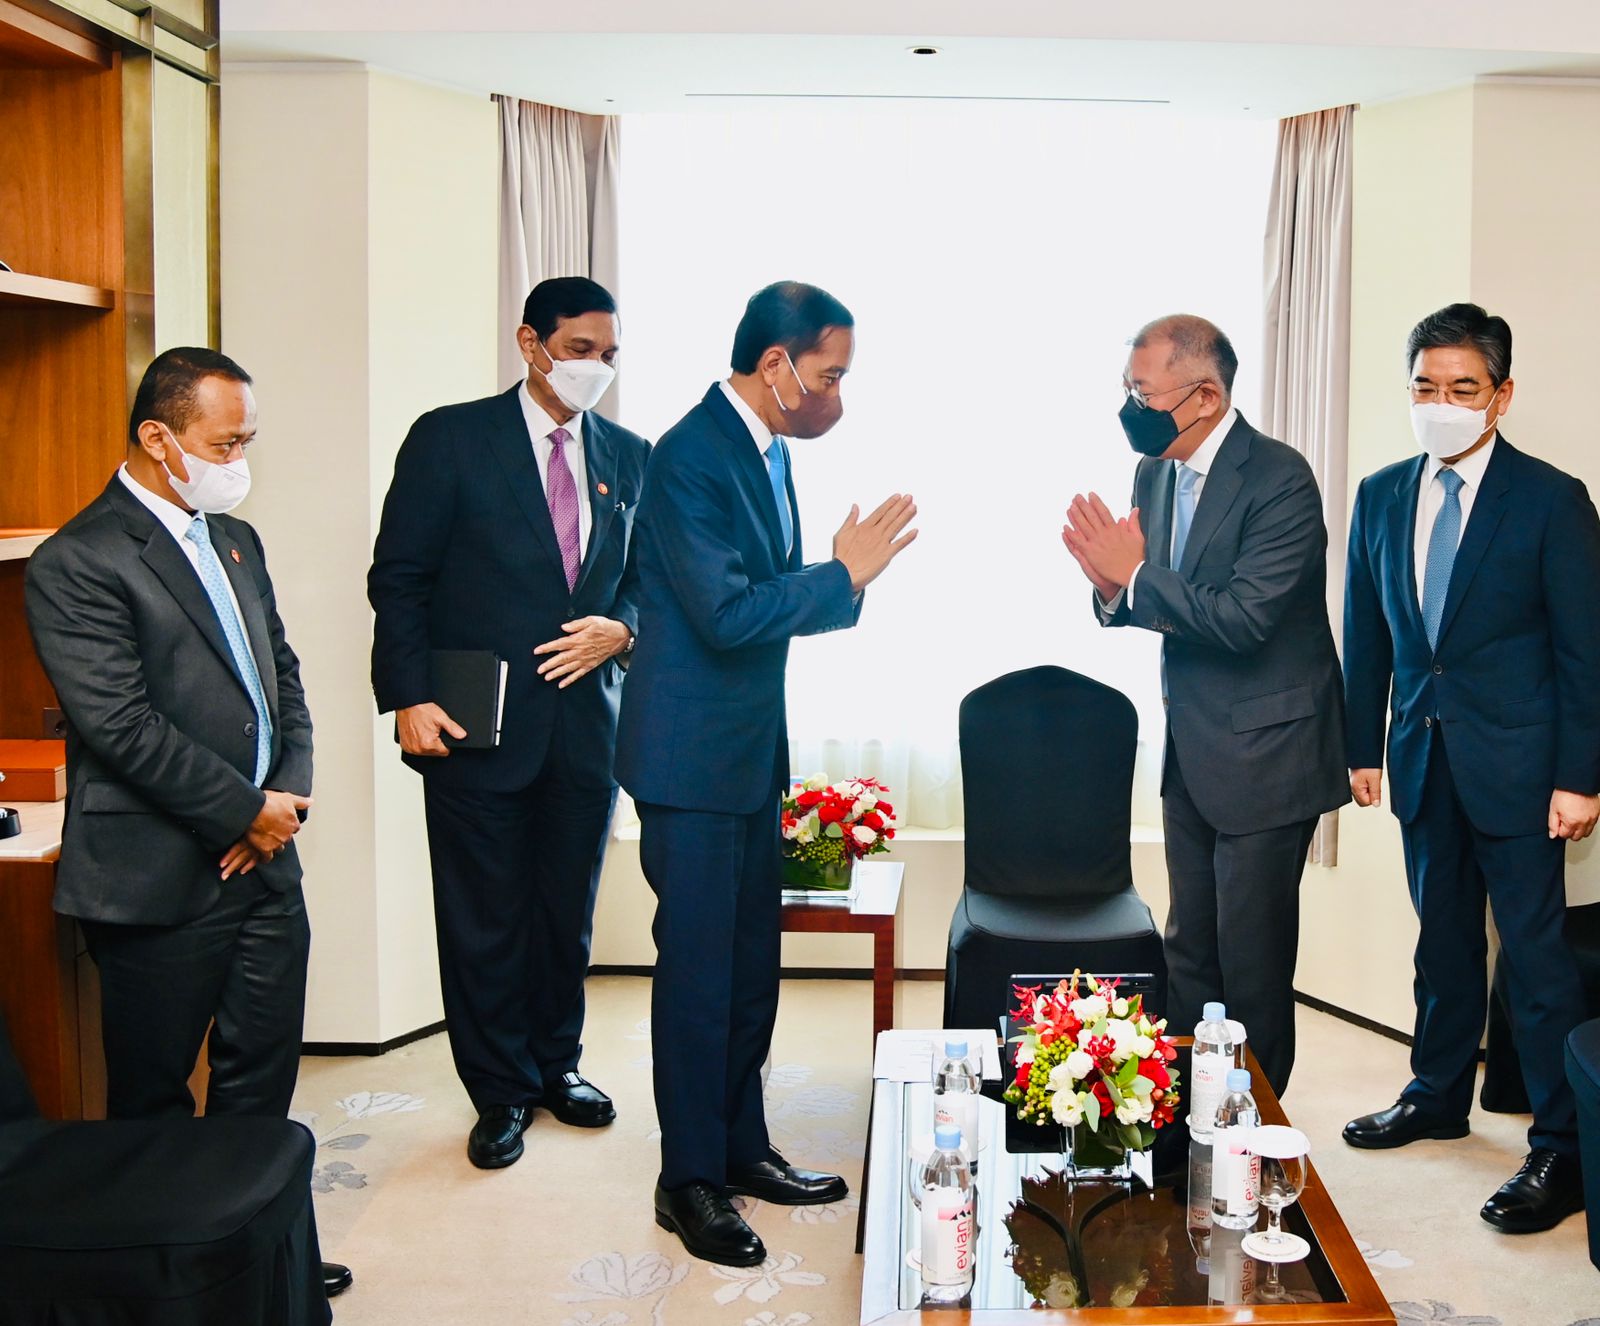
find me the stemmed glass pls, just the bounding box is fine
[1241,1124,1310,1298]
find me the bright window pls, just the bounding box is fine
[618,103,1278,827]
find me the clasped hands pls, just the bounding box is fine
[221,788,314,880]
[1350,770,1598,843]
[1061,493,1146,601]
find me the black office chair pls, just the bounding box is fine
[943,665,1168,1041]
[0,1016,330,1326]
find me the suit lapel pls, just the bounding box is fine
[1144,460,1175,571]
[573,412,618,595]
[1434,439,1512,650]
[1177,417,1250,579]
[486,385,566,580]
[211,521,278,716]
[704,385,788,562]
[1387,456,1428,642]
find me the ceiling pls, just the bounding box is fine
[221,1,1600,119]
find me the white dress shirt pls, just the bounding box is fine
[1105,405,1239,612]
[719,380,797,535]
[1413,434,1497,608]
[519,383,592,557]
[118,464,247,626]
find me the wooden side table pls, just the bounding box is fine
[780,859,905,1043]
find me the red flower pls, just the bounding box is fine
[1014,1059,1031,1089]
[795,790,824,808]
[876,800,895,818]
[1091,1081,1113,1115]
[1136,1057,1171,1090]
[862,810,885,830]
[1152,1096,1176,1129]
[1011,984,1042,1020]
[817,799,849,824]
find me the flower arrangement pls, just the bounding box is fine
[779,774,897,889]
[1003,971,1180,1168]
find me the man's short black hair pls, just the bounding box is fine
[1131,314,1239,395]
[730,281,854,375]
[128,347,253,445]
[1405,302,1513,385]
[522,276,618,340]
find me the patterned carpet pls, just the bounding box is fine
[292,978,1599,1325]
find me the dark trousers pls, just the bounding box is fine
[1162,742,1316,1097]
[422,730,617,1111]
[80,876,310,1119]
[1400,732,1583,1155]
[638,793,782,1191]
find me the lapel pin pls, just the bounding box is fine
[230,549,242,564]
[597,481,609,496]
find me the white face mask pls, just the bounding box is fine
[161,429,251,514]
[534,340,616,413]
[1410,401,1497,462]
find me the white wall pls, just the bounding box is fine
[221,65,498,1044]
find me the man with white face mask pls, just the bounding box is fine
[25,348,350,1299]
[1343,303,1600,1234]
[369,278,649,1170]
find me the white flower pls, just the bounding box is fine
[1071,994,1109,1024]
[1136,1017,1153,1037]
[1064,1049,1094,1081]
[795,820,816,845]
[838,780,865,799]
[1051,1091,1085,1127]
[852,794,877,815]
[1047,1063,1075,1094]
[1104,1019,1136,1062]
[1042,1274,1081,1309]
[1014,1040,1036,1065]
[1112,997,1129,1018]
[1115,1100,1141,1125]
[850,825,878,847]
[803,773,829,791]
[781,820,802,840]
[1131,1034,1155,1059]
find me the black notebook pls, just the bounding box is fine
[400,650,507,750]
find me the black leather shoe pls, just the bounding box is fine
[654,1181,767,1267]
[725,1150,849,1206]
[1342,1100,1470,1150]
[322,1262,353,1298]
[545,1072,616,1128]
[467,1104,529,1169]
[1480,1148,1585,1233]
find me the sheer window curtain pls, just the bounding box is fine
[1261,104,1355,866]
[496,95,622,413]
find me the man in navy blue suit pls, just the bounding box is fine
[615,282,917,1265]
[1342,303,1600,1233]
[369,278,650,1171]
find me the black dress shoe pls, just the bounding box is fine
[725,1150,849,1206]
[1480,1147,1585,1233]
[467,1104,529,1169]
[654,1181,767,1267]
[322,1262,353,1298]
[545,1072,616,1128]
[1342,1100,1470,1150]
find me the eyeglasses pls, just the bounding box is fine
[1409,382,1496,407]
[1122,379,1205,411]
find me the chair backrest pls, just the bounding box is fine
[0,1011,40,1124]
[959,664,1137,900]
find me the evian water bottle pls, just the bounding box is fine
[1210,1068,1261,1231]
[932,1039,981,1172]
[919,1123,975,1304]
[1189,1002,1235,1142]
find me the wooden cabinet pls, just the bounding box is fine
[0,0,217,1119]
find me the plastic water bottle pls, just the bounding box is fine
[919,1123,975,1304]
[932,1039,981,1172]
[1210,1068,1261,1231]
[1189,1002,1235,1142]
[1186,1135,1213,1257]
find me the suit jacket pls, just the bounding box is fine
[1344,435,1600,834]
[24,476,313,926]
[614,384,860,814]
[368,386,651,792]
[1099,414,1348,835]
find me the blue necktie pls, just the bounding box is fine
[765,440,794,556]
[1170,462,1200,568]
[185,516,273,784]
[1421,468,1465,650]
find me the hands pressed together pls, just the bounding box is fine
[832,493,919,593]
[221,788,314,880]
[1061,493,1146,600]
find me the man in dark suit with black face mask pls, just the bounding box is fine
[1062,314,1347,1099]
[369,277,649,1171]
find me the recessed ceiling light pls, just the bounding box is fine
[908,45,941,57]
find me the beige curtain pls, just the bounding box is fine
[1261,104,1354,866]
[496,96,622,413]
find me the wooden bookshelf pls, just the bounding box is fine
[0,270,116,310]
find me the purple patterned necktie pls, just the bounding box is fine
[546,427,582,590]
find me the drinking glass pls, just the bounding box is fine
[1241,1125,1310,1265]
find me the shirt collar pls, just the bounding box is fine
[719,380,776,456]
[118,463,200,541]
[1179,406,1238,478]
[519,381,583,446]
[1425,432,1497,491]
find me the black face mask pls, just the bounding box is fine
[1118,385,1202,458]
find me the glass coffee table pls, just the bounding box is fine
[860,1044,1395,1324]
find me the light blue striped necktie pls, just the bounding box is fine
[1421,468,1465,650]
[765,439,794,556]
[184,516,272,784]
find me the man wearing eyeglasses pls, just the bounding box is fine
[1341,303,1600,1234]
[1061,314,1347,1098]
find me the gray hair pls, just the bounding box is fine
[1131,314,1238,395]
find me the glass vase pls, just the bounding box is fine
[780,853,852,891]
[1062,1124,1135,1182]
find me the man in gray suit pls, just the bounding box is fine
[1062,314,1347,1094]
[25,347,348,1298]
